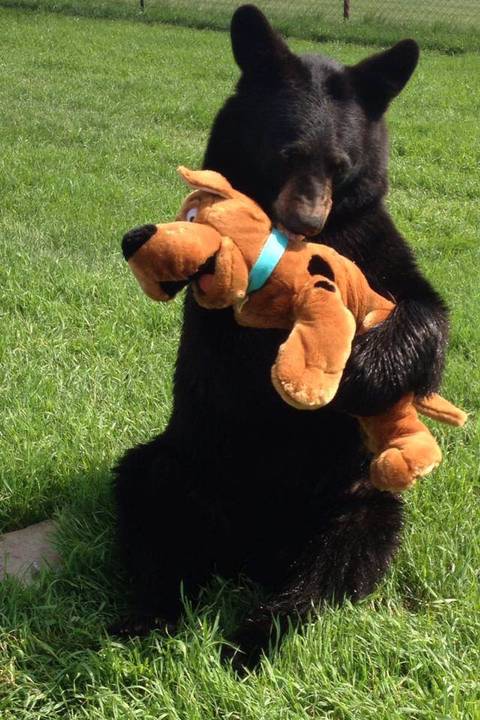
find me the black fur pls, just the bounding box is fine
[113,5,448,669]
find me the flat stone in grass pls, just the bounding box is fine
[0,520,61,585]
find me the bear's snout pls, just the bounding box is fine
[122,224,157,261]
[274,177,332,238]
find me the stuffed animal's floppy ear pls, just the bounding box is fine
[177,166,238,199]
[348,39,419,118]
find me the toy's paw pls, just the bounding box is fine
[108,614,176,639]
[271,362,341,410]
[370,440,442,493]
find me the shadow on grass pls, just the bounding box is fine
[0,464,264,702]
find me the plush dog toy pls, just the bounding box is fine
[122,167,467,491]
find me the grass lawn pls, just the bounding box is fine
[0,6,479,719]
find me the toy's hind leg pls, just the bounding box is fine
[224,483,403,670]
[359,395,443,492]
[111,434,218,636]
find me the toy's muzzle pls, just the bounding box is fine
[122,221,222,302]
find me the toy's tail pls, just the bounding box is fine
[414,394,468,427]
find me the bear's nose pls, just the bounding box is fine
[122,224,157,261]
[281,211,327,238]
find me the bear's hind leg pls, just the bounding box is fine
[224,483,403,670]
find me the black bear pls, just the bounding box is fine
[113,5,448,667]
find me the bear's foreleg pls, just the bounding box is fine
[334,268,449,416]
[111,435,218,636]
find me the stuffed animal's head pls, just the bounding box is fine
[122,167,271,309]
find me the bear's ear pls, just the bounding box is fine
[177,166,237,199]
[231,5,306,85]
[348,39,419,117]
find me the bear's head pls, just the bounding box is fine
[203,4,419,237]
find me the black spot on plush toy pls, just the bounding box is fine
[113,6,450,670]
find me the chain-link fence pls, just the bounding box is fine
[340,0,478,27]
[138,0,479,30]
[131,0,480,51]
[2,0,479,50]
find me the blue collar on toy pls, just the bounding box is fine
[246,228,289,295]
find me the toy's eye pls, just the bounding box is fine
[186,207,198,222]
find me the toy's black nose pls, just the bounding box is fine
[122,224,157,261]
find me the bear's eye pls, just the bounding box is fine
[330,153,352,182]
[186,207,198,222]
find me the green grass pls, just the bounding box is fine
[1,0,480,52]
[0,7,479,719]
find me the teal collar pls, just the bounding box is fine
[246,228,288,295]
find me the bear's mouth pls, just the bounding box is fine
[159,254,217,298]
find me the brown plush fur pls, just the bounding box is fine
[124,167,466,492]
